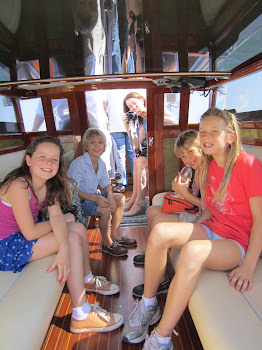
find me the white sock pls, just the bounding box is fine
[84,272,94,284]
[142,295,157,307]
[72,301,92,321]
[154,330,171,345]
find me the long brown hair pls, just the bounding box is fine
[199,108,243,203]
[123,92,146,125]
[0,136,71,208]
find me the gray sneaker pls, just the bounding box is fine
[122,299,161,344]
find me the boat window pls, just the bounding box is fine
[215,14,262,72]
[51,99,71,131]
[189,52,210,72]
[164,93,180,125]
[215,70,262,121]
[20,97,46,132]
[16,60,40,80]
[188,90,210,124]
[0,95,19,133]
[0,62,10,82]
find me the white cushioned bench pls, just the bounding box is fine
[0,145,76,350]
[152,145,262,350]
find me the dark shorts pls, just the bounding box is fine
[81,193,107,216]
[0,231,38,273]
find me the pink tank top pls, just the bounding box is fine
[0,179,45,239]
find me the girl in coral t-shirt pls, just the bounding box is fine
[122,108,262,349]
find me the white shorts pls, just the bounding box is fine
[179,212,198,223]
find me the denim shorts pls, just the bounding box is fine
[201,224,246,265]
[81,193,107,216]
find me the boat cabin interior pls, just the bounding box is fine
[0,0,262,349]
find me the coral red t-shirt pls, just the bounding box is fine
[202,152,262,251]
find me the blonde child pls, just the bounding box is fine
[67,128,137,257]
[146,130,202,230]
[132,130,203,297]
[122,108,262,349]
[0,136,123,334]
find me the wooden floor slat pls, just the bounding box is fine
[41,188,203,350]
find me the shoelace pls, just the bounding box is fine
[111,241,122,248]
[91,276,109,289]
[129,300,141,327]
[90,303,110,322]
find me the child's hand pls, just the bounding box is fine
[47,242,71,286]
[228,262,254,293]
[172,174,191,197]
[96,195,110,208]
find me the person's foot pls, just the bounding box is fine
[124,198,135,211]
[142,329,174,350]
[85,276,120,295]
[132,279,171,298]
[113,231,137,247]
[122,299,161,344]
[133,251,145,265]
[70,303,123,334]
[102,241,128,257]
[123,202,147,217]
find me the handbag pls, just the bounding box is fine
[161,192,198,214]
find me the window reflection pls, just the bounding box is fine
[215,14,262,72]
[188,91,209,124]
[215,71,262,120]
[0,96,18,133]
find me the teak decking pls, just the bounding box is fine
[41,188,203,350]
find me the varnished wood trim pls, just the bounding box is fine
[241,138,262,146]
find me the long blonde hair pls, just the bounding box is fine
[199,108,243,203]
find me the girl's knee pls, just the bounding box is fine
[179,241,206,270]
[68,231,82,247]
[148,224,168,248]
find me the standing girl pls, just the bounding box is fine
[0,136,123,334]
[122,108,262,349]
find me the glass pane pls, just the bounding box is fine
[163,53,179,72]
[164,93,180,125]
[215,70,262,120]
[16,60,40,80]
[20,98,47,132]
[189,53,210,71]
[0,62,10,82]
[0,96,19,133]
[51,99,71,130]
[215,14,262,71]
[188,90,210,124]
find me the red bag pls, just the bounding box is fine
[161,192,198,214]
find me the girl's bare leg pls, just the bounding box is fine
[111,193,125,240]
[30,222,90,308]
[146,205,180,230]
[124,156,148,216]
[143,221,242,335]
[125,156,138,210]
[143,222,209,298]
[155,238,243,335]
